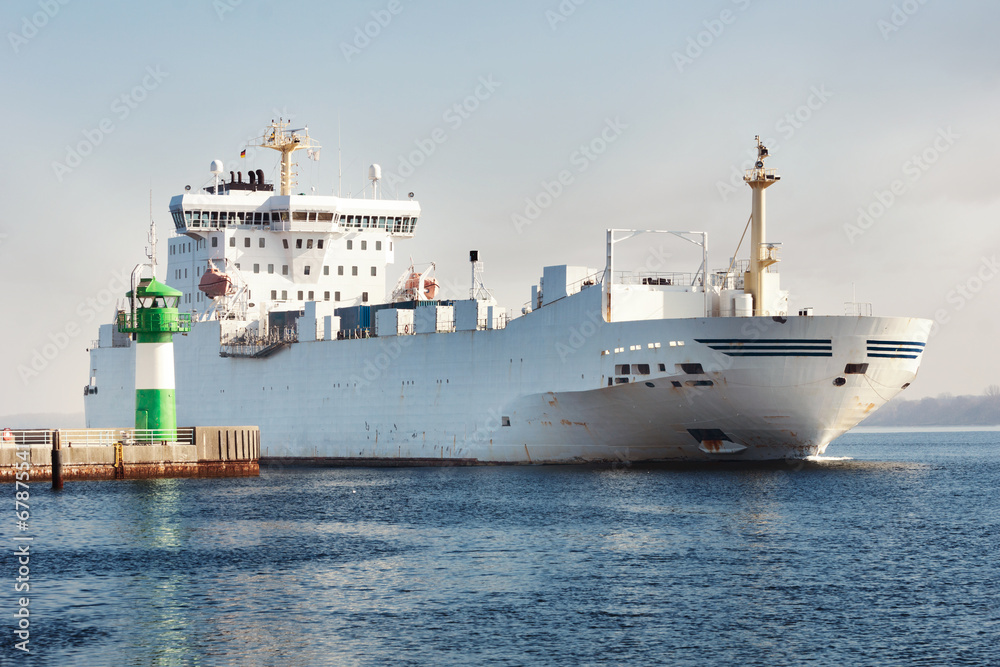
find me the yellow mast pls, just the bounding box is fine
[743,136,781,315]
[257,119,321,196]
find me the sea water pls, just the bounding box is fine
[4,430,998,665]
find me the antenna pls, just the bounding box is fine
[338,115,342,197]
[469,250,493,301]
[369,164,381,200]
[146,189,157,279]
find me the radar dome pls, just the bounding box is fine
[210,159,224,174]
[369,164,381,181]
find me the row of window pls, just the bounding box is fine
[268,289,367,303]
[174,264,377,279]
[170,209,417,233]
[341,215,417,234]
[600,341,683,355]
[170,239,207,255]
[249,264,377,277]
[175,236,389,252]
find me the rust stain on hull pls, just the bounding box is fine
[701,439,724,453]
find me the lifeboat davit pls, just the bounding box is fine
[404,272,438,300]
[198,267,234,298]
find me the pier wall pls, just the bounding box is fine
[0,426,259,482]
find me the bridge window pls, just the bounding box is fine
[318,212,334,222]
[292,212,307,222]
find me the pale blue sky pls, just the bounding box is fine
[2,0,999,417]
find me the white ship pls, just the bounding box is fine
[84,122,931,462]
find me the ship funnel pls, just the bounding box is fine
[255,169,265,185]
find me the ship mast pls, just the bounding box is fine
[257,119,321,196]
[146,190,157,279]
[743,136,781,315]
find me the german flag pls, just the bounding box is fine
[240,149,247,158]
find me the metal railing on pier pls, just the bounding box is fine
[0,428,194,447]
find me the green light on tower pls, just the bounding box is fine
[117,277,191,442]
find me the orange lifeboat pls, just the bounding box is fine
[199,267,234,298]
[404,272,438,300]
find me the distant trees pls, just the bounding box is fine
[865,391,1000,426]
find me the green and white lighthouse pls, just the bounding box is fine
[117,277,191,441]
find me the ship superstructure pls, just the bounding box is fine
[84,125,931,462]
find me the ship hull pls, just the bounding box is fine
[85,289,931,462]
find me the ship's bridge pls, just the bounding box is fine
[164,188,421,318]
[168,192,420,237]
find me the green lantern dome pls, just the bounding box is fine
[119,277,191,336]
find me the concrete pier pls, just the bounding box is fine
[0,426,259,482]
